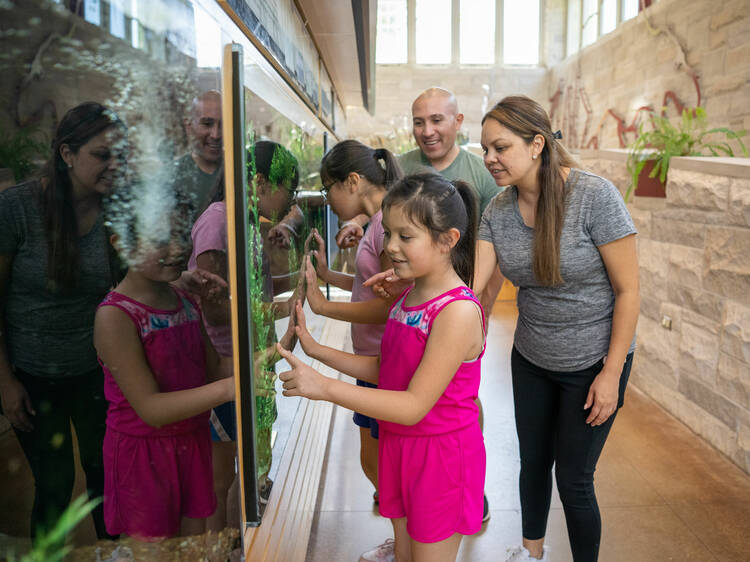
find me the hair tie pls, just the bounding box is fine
[374,148,386,159]
[552,130,563,140]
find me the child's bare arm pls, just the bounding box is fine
[293,301,380,384]
[278,300,482,426]
[95,306,234,428]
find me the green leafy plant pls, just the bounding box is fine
[626,107,747,202]
[0,126,48,183]
[7,495,101,562]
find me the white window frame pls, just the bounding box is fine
[376,0,542,68]
[565,0,649,59]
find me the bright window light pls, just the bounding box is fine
[581,0,598,48]
[416,0,451,64]
[622,0,639,21]
[84,0,101,25]
[460,0,494,65]
[110,2,126,39]
[376,0,408,64]
[601,0,617,35]
[504,0,539,65]
[566,0,581,56]
[194,4,221,68]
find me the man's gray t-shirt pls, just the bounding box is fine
[478,169,636,371]
[399,147,501,214]
[0,182,113,377]
[173,153,220,217]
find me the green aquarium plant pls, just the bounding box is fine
[7,495,101,562]
[625,107,747,202]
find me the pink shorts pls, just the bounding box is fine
[378,423,486,543]
[103,426,216,539]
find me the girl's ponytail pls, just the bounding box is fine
[374,147,402,187]
[452,180,478,288]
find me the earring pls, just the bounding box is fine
[67,163,73,168]
[532,155,537,160]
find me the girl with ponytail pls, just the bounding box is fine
[279,171,487,561]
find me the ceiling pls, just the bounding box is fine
[296,0,370,113]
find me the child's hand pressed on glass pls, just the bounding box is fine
[277,344,328,400]
[304,228,328,278]
[304,256,327,313]
[292,300,318,355]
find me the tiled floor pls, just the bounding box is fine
[306,301,750,562]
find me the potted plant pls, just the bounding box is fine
[625,107,747,201]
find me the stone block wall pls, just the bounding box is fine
[550,0,750,150]
[580,152,750,475]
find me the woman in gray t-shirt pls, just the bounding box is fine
[474,96,639,562]
[0,103,125,539]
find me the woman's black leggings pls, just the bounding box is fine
[511,347,633,562]
[12,367,114,539]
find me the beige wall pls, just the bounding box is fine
[351,0,750,153]
[581,151,750,475]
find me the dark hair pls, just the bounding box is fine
[382,172,477,287]
[250,140,299,192]
[40,102,126,289]
[320,140,402,188]
[482,95,578,286]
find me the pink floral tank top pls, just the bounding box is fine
[378,286,485,436]
[97,288,209,437]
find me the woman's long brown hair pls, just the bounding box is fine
[482,95,578,286]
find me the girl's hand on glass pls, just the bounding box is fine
[304,256,327,313]
[335,222,364,249]
[584,368,620,426]
[277,344,328,401]
[178,269,229,301]
[304,228,329,279]
[363,268,414,300]
[278,303,298,351]
[293,300,317,355]
[268,223,294,249]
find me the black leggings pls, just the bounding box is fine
[511,347,633,562]
[12,367,114,539]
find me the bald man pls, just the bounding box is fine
[399,87,501,215]
[175,90,223,215]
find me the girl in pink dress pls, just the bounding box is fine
[278,173,486,562]
[94,193,234,541]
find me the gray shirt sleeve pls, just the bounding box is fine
[587,180,636,246]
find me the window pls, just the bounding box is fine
[460,0,495,65]
[504,0,539,65]
[622,0,640,21]
[415,0,451,64]
[110,2,126,39]
[566,0,581,56]
[84,0,101,25]
[600,0,617,35]
[376,0,407,64]
[581,0,597,47]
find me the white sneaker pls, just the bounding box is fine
[505,545,550,561]
[358,538,395,562]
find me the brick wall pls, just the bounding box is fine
[580,152,750,475]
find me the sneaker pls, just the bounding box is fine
[482,494,491,523]
[505,545,550,561]
[358,538,395,562]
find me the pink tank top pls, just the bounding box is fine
[97,288,209,437]
[378,286,485,436]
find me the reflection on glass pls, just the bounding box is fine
[0,0,242,557]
